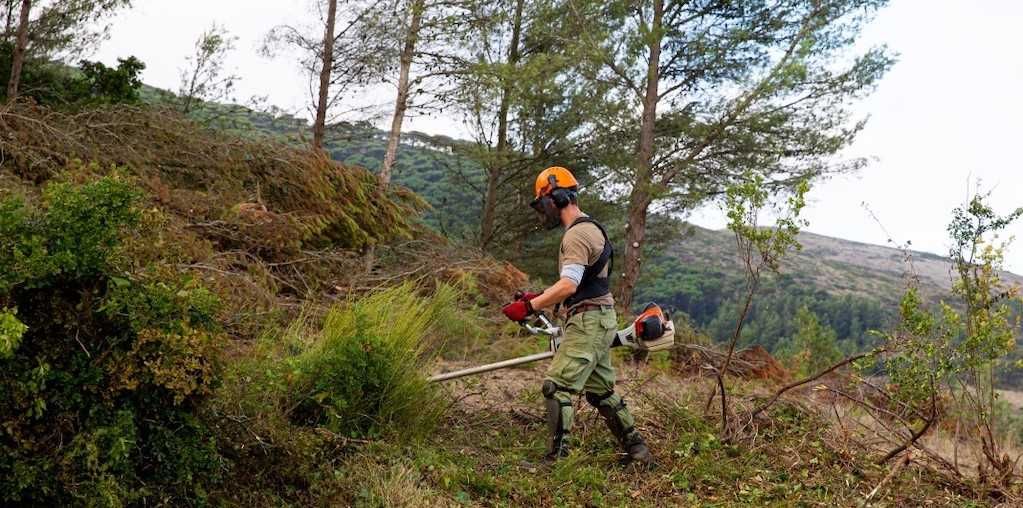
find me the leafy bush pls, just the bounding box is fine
[0,42,144,107]
[65,57,146,107]
[0,308,28,359]
[0,174,224,505]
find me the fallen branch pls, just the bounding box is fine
[750,348,883,419]
[714,367,728,435]
[864,452,912,504]
[878,381,937,465]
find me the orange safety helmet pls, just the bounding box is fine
[533,166,579,199]
[531,166,579,230]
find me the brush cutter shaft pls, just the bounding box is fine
[427,305,675,383]
[428,351,555,382]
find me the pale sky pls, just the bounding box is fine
[92,0,1023,273]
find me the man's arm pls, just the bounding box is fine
[503,228,590,321]
[529,277,578,311]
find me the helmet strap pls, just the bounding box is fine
[548,174,559,190]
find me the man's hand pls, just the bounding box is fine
[502,299,534,322]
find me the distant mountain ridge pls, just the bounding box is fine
[671,225,1023,306]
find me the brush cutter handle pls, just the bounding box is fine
[522,313,559,337]
[522,313,561,353]
[429,305,680,383]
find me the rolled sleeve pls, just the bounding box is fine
[560,263,584,285]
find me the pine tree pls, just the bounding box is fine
[565,0,894,309]
[262,0,395,151]
[2,0,131,101]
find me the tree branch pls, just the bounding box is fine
[749,348,884,420]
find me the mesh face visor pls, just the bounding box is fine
[531,195,563,230]
[529,196,546,214]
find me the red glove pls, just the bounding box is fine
[502,299,535,322]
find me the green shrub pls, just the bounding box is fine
[0,308,28,359]
[67,57,146,107]
[287,283,452,437]
[0,42,145,107]
[0,174,224,506]
[207,284,458,504]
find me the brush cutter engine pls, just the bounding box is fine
[611,302,676,352]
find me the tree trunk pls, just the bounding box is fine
[5,0,30,101]
[4,1,17,42]
[615,0,662,311]
[479,0,523,248]
[379,0,425,185]
[181,56,202,115]
[480,169,501,248]
[312,0,338,151]
[618,185,651,310]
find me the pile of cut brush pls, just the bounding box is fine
[0,101,513,337]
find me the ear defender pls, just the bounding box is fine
[547,175,575,208]
[550,188,575,208]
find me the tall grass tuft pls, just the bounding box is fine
[286,283,454,438]
[208,283,478,503]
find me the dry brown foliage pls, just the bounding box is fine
[0,101,425,253]
[0,102,515,341]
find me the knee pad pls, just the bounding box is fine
[585,391,615,408]
[542,380,559,399]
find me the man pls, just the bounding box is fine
[501,166,654,466]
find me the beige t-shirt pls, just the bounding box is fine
[558,219,615,310]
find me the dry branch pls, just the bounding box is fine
[864,452,912,504]
[878,387,937,465]
[749,348,883,419]
[674,344,785,380]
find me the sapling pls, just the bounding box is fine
[861,190,1021,478]
[944,193,1022,480]
[704,173,809,435]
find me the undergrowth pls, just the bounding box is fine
[209,283,471,505]
[0,168,487,506]
[322,380,985,507]
[0,174,223,505]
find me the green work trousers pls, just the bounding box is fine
[544,307,636,435]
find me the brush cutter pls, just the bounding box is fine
[428,303,675,383]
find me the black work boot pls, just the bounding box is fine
[543,396,570,464]
[620,432,655,469]
[593,400,656,469]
